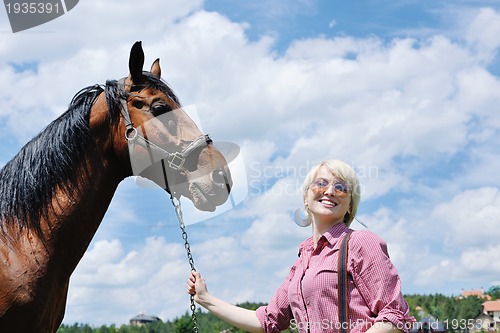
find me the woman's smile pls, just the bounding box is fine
[318,196,338,208]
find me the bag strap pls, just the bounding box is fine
[338,229,353,333]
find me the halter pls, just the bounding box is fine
[117,79,213,172]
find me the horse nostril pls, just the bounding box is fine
[211,169,232,195]
[211,169,226,185]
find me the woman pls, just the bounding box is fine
[187,160,414,333]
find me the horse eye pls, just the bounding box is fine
[151,104,172,117]
[131,101,145,109]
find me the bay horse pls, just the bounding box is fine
[0,42,232,332]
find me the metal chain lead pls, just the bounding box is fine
[171,196,199,333]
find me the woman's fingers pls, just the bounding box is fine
[187,272,196,294]
[187,271,204,295]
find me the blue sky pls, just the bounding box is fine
[1,0,500,327]
[205,0,437,43]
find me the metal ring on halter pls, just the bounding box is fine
[125,127,138,141]
[168,152,185,170]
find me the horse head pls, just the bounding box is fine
[112,42,232,211]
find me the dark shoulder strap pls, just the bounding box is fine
[338,229,353,333]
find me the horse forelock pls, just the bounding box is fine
[141,72,180,105]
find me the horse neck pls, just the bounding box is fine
[48,164,122,268]
[42,93,129,274]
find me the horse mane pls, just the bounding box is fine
[0,73,179,240]
[0,85,101,238]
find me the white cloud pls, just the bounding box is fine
[0,0,203,62]
[67,237,187,325]
[403,187,500,291]
[432,187,500,248]
[195,236,242,269]
[241,213,308,255]
[460,245,500,273]
[75,239,124,274]
[464,7,500,62]
[413,258,465,289]
[413,243,500,292]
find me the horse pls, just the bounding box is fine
[0,41,232,333]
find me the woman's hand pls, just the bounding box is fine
[187,270,209,304]
[186,270,264,333]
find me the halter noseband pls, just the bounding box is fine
[117,79,212,171]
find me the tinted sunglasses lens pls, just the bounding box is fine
[310,178,329,191]
[333,183,349,196]
[310,178,349,196]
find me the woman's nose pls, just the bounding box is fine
[323,183,337,196]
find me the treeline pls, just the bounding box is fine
[58,287,500,333]
[57,302,287,333]
[406,294,480,321]
[406,285,500,324]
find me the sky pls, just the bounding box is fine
[1,0,500,327]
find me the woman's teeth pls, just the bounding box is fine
[320,199,337,206]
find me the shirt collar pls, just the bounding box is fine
[298,222,350,255]
[322,222,349,246]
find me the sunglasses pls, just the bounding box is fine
[309,177,350,198]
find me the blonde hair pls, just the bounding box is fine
[302,160,360,227]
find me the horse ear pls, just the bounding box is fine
[150,58,161,78]
[129,41,145,83]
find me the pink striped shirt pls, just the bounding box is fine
[256,223,414,333]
